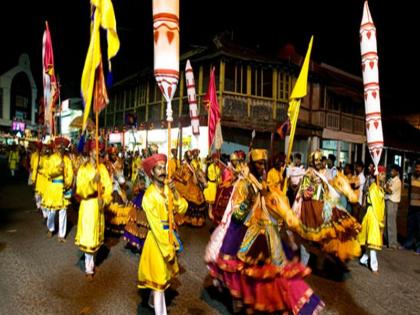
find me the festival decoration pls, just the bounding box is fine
[185,60,200,135]
[360,1,383,173]
[153,0,180,243]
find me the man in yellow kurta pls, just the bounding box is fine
[191,148,202,172]
[167,148,179,179]
[203,152,221,206]
[43,137,74,242]
[138,153,187,315]
[131,151,142,182]
[29,142,43,212]
[75,140,112,280]
[267,157,284,189]
[8,144,20,176]
[358,166,386,273]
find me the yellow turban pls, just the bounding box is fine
[251,149,268,161]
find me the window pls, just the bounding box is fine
[115,111,124,126]
[224,63,236,92]
[278,71,291,101]
[106,113,114,127]
[251,68,259,96]
[148,80,155,103]
[149,103,161,121]
[137,106,146,122]
[326,93,340,111]
[262,68,272,98]
[394,155,402,167]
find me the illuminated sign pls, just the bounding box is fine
[12,121,25,132]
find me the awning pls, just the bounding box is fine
[322,128,366,144]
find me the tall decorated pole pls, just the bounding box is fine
[283,36,313,192]
[153,0,180,243]
[185,60,200,143]
[360,1,383,175]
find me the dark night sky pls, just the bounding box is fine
[0,0,415,114]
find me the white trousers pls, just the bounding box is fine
[85,253,95,274]
[41,208,48,219]
[35,193,43,211]
[11,170,15,176]
[300,245,311,267]
[47,209,67,238]
[149,291,167,315]
[359,249,378,272]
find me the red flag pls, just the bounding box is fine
[42,21,59,134]
[276,119,290,140]
[204,67,222,149]
[43,22,56,81]
[93,61,109,114]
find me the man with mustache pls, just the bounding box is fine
[138,153,187,315]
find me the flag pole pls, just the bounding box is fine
[167,104,174,244]
[96,110,100,177]
[282,36,313,193]
[282,99,300,193]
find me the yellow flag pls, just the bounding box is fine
[283,36,313,192]
[289,36,313,101]
[81,0,120,131]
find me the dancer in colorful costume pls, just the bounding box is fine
[106,173,131,234]
[138,154,188,314]
[293,150,361,261]
[174,150,207,227]
[209,152,240,224]
[124,177,148,253]
[206,149,324,314]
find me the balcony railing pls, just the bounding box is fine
[312,109,365,135]
[222,92,288,122]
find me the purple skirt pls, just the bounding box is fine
[123,230,145,251]
[219,219,247,257]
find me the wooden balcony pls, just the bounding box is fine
[311,109,365,135]
[221,92,288,123]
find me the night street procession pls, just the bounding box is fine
[1,1,419,314]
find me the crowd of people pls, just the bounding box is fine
[3,137,420,314]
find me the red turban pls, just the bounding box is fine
[235,150,246,160]
[142,153,167,178]
[84,140,105,152]
[222,168,233,183]
[107,146,117,154]
[54,137,70,148]
[378,165,386,173]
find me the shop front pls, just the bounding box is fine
[321,128,366,167]
[109,126,209,158]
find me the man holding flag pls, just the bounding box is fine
[76,0,119,280]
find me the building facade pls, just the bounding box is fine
[0,54,38,133]
[103,38,367,165]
